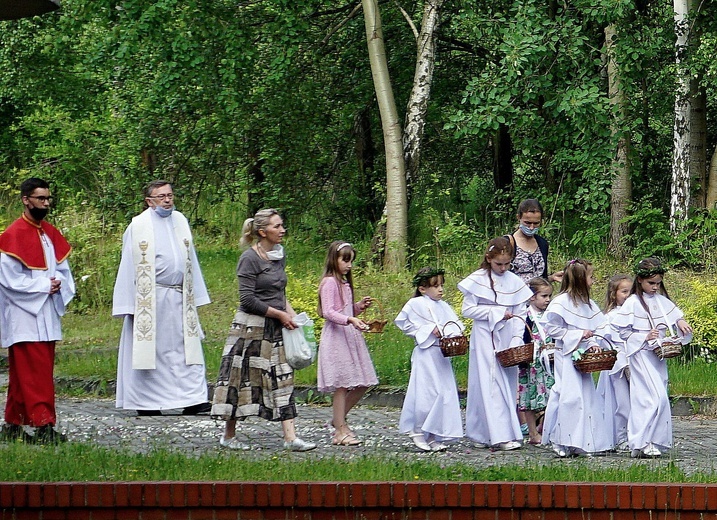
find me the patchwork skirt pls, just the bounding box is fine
[211,310,297,422]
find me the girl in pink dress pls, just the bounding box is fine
[317,241,378,446]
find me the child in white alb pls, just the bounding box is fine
[596,274,632,451]
[395,267,463,452]
[610,258,692,458]
[539,258,612,457]
[458,237,533,451]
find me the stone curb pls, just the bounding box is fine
[47,377,716,417]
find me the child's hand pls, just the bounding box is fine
[359,297,372,310]
[581,330,593,340]
[348,317,369,331]
[677,319,692,335]
[432,327,441,338]
[503,311,513,321]
[646,329,660,341]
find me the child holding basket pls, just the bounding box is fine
[395,267,464,452]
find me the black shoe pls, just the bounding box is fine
[32,425,67,445]
[182,402,211,415]
[136,409,162,416]
[1,424,32,443]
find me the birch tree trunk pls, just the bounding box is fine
[670,0,691,233]
[362,0,407,270]
[605,24,632,258]
[403,0,444,189]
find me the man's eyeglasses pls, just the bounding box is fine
[149,193,175,201]
[27,196,53,203]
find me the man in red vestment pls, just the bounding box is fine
[0,178,75,444]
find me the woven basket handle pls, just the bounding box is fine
[591,333,615,350]
[440,320,463,338]
[364,298,385,320]
[491,315,532,352]
[510,315,534,338]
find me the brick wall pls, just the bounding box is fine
[2,481,717,519]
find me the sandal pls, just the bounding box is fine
[332,433,361,446]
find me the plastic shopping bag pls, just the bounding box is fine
[281,312,317,369]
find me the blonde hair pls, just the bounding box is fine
[240,208,280,248]
[605,274,632,313]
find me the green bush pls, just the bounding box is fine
[53,206,122,312]
[676,279,717,362]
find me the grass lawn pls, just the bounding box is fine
[0,442,713,483]
[50,235,717,397]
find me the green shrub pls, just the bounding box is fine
[54,206,122,312]
[676,279,717,361]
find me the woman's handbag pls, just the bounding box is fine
[281,312,317,369]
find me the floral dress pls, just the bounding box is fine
[512,245,546,284]
[517,311,555,412]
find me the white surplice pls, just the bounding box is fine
[113,209,211,410]
[539,294,612,454]
[596,306,631,447]
[610,293,683,452]
[458,269,533,446]
[0,238,75,347]
[394,295,464,443]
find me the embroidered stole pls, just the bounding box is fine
[130,210,202,369]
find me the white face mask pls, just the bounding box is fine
[153,205,174,218]
[265,244,285,261]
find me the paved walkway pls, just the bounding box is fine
[2,365,717,476]
[43,397,717,476]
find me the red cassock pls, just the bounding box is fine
[0,215,71,427]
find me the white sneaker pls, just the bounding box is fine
[428,440,448,452]
[630,443,662,458]
[283,437,316,452]
[495,441,522,451]
[553,444,569,457]
[219,436,251,451]
[642,443,662,457]
[409,434,432,451]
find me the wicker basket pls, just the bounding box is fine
[363,298,387,333]
[439,321,468,357]
[654,340,682,360]
[495,317,534,368]
[573,335,616,373]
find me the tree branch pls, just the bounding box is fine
[436,35,492,60]
[320,2,363,46]
[393,1,418,40]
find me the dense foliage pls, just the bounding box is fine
[3,0,717,266]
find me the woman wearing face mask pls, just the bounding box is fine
[506,199,563,285]
[507,199,562,440]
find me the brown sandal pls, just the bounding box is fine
[332,433,361,446]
